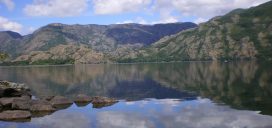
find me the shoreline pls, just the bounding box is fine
[0,59,259,68]
[0,81,118,122]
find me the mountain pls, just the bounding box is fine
[0,22,197,64]
[128,1,272,62]
[2,1,272,65]
[0,31,24,57]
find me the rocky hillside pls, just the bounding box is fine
[130,1,272,62]
[0,22,196,64]
[0,31,24,57]
[14,44,106,64]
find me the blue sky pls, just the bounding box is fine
[0,0,270,35]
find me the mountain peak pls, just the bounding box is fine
[0,31,22,39]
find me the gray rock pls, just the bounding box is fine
[0,96,31,110]
[0,81,31,98]
[0,97,14,108]
[0,110,31,121]
[11,97,31,110]
[0,81,30,91]
[74,94,92,103]
[91,96,118,104]
[39,95,54,101]
[0,88,21,97]
[30,100,56,112]
[91,96,118,108]
[50,96,73,108]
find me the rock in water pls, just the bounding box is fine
[0,81,31,98]
[91,96,118,108]
[50,96,73,109]
[11,96,31,110]
[30,100,56,112]
[30,100,56,117]
[0,81,30,91]
[39,95,55,101]
[74,94,92,103]
[0,96,31,110]
[0,97,14,108]
[0,110,31,121]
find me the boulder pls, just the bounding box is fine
[11,97,31,110]
[91,96,118,108]
[30,100,56,117]
[74,94,92,103]
[0,110,31,121]
[92,102,117,108]
[50,96,73,109]
[0,97,15,108]
[0,81,31,98]
[91,96,118,104]
[0,96,31,110]
[0,88,31,98]
[30,100,56,112]
[39,95,54,101]
[0,81,30,91]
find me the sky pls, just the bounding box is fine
[0,0,270,35]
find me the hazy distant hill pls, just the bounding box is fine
[127,1,272,62]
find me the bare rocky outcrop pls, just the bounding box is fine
[0,110,31,121]
[30,100,56,112]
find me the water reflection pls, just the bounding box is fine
[1,99,272,128]
[0,61,271,115]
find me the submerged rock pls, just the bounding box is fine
[0,81,121,121]
[50,96,73,109]
[74,94,93,103]
[0,110,31,121]
[92,102,117,108]
[92,96,118,104]
[91,96,118,108]
[30,100,56,117]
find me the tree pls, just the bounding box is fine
[0,52,9,62]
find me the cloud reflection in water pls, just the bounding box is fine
[1,98,272,128]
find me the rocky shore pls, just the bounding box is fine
[0,81,118,121]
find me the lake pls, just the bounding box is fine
[0,61,272,128]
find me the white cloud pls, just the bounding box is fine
[96,99,272,128]
[0,0,14,11]
[97,0,270,24]
[116,17,148,24]
[0,16,22,33]
[97,111,155,128]
[23,0,88,17]
[31,111,92,128]
[160,0,270,22]
[151,16,178,24]
[194,18,208,24]
[24,26,36,35]
[93,0,152,15]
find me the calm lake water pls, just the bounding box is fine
[0,62,272,128]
